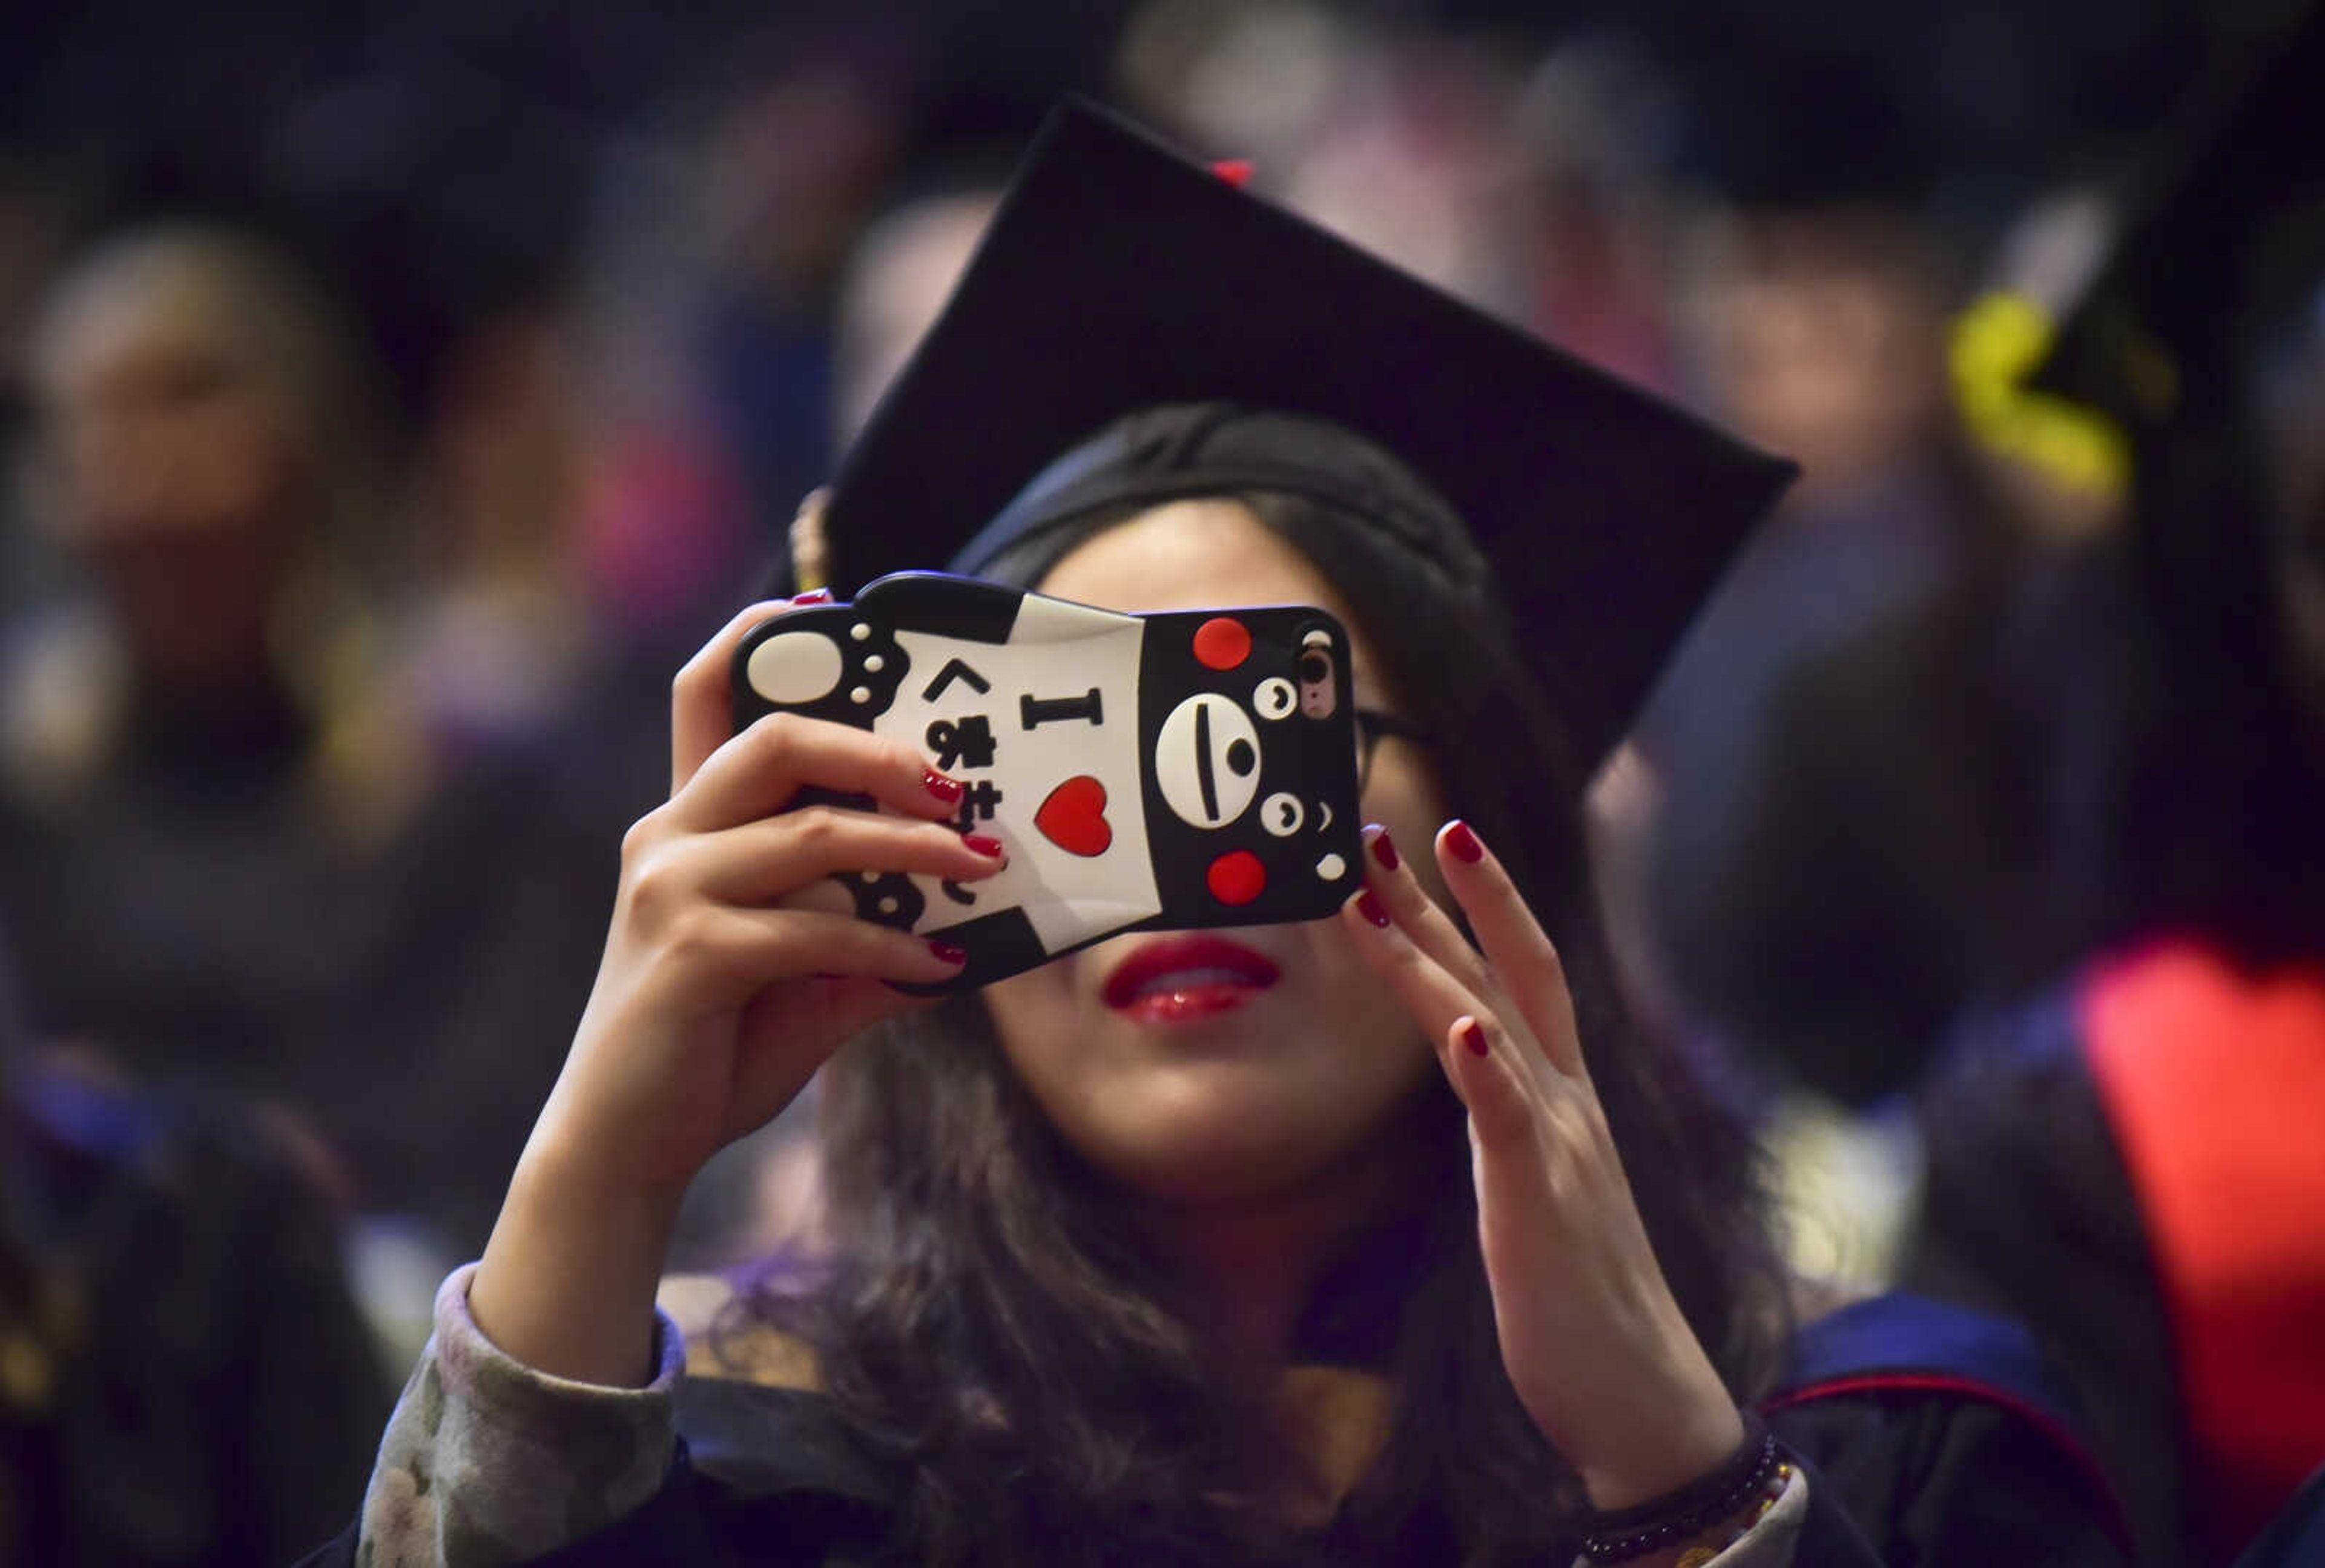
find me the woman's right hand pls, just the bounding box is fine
[543,596,1004,1196]
[470,596,1007,1384]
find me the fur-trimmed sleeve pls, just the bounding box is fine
[356,1263,685,1567]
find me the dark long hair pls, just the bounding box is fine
[2000,375,2325,975]
[742,482,1790,1565]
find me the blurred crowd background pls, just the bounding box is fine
[1,0,2321,1563]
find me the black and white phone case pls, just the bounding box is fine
[732,572,1365,989]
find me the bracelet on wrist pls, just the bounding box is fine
[1574,1412,1790,1564]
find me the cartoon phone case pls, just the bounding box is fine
[731,572,1365,990]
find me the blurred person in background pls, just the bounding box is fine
[0,880,388,1563]
[271,66,602,760]
[0,196,616,1355]
[1559,53,2047,1300]
[1637,56,2041,1119]
[0,222,411,1056]
[1904,10,2325,1563]
[1591,0,2292,1156]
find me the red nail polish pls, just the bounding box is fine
[1370,829,1399,872]
[1355,888,1391,928]
[1459,1018,1489,1056]
[963,833,1004,858]
[1445,820,1484,863]
[793,587,833,604]
[925,769,964,805]
[929,940,967,964]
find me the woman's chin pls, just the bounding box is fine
[1061,1073,1382,1207]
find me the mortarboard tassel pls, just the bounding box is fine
[789,488,831,595]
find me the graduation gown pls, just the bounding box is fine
[298,1287,2128,1566]
[1,1058,392,1566]
[1910,941,2325,1567]
[0,676,626,1256]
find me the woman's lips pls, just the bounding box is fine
[1101,934,1282,1023]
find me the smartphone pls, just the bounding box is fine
[732,572,1365,989]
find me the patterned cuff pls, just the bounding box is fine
[358,1262,687,1568]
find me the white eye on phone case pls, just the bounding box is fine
[1156,693,1262,828]
[1260,792,1304,836]
[1253,677,1296,720]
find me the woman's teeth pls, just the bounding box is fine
[1133,967,1257,1000]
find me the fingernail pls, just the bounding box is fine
[793,587,833,604]
[929,940,967,964]
[1354,888,1391,928]
[1445,820,1484,864]
[925,769,964,805]
[963,833,1004,859]
[1459,1017,1489,1056]
[1369,828,1399,872]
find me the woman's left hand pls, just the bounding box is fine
[1341,819,1746,1510]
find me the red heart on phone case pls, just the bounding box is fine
[1035,775,1112,857]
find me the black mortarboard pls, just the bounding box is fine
[2031,1,2325,430]
[816,98,1793,769]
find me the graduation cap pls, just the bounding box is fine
[2031,1,2325,431]
[815,98,1793,769]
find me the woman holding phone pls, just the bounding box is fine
[325,105,2126,1568]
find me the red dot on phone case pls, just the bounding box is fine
[1206,849,1267,905]
[1192,616,1252,671]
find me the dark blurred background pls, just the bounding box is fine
[2,2,2321,1563]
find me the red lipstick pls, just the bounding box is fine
[1101,934,1282,1024]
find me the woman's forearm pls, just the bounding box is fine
[470,1127,686,1388]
